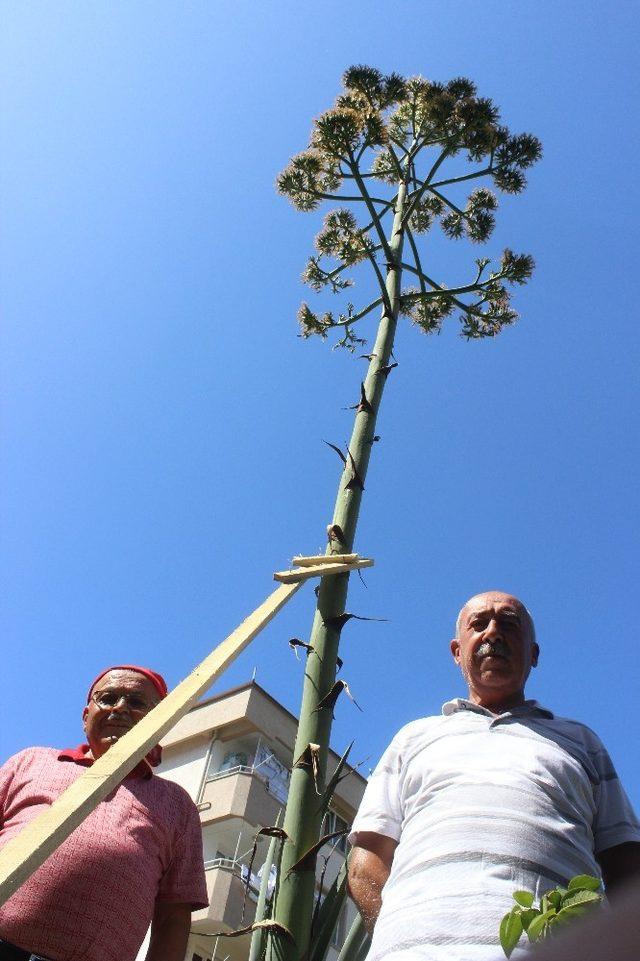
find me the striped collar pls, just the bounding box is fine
[442,698,554,719]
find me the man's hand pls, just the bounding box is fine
[145,901,192,961]
[348,832,398,935]
[596,841,640,897]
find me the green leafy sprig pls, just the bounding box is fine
[499,875,603,958]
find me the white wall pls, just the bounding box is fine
[158,735,211,799]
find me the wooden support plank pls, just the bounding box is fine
[0,579,303,908]
[292,554,359,567]
[273,558,373,583]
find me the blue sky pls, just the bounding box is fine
[2,2,639,809]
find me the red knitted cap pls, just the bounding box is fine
[87,665,169,702]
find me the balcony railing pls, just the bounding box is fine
[205,749,290,805]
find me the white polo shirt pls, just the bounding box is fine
[349,699,640,961]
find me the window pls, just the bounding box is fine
[204,736,291,803]
[253,742,290,804]
[324,810,349,854]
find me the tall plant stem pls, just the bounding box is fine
[268,180,407,961]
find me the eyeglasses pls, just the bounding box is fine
[90,690,155,715]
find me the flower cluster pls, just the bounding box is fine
[276,151,341,212]
[371,148,401,184]
[458,251,534,338]
[409,195,445,234]
[278,65,540,349]
[277,67,408,214]
[302,257,353,294]
[500,248,535,284]
[339,65,407,113]
[399,290,455,334]
[297,302,368,352]
[311,107,379,158]
[297,303,335,340]
[314,209,374,266]
[388,76,502,159]
[492,133,542,194]
[441,188,498,243]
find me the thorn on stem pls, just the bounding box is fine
[293,743,322,794]
[327,523,346,546]
[377,362,398,379]
[343,382,372,414]
[323,439,346,465]
[356,382,373,414]
[289,638,315,660]
[315,680,363,716]
[324,611,388,630]
[344,448,365,491]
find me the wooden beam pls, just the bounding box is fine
[292,554,359,567]
[273,558,373,583]
[0,579,303,908]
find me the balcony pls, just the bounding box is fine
[192,817,351,961]
[198,766,283,826]
[192,859,257,932]
[197,735,290,827]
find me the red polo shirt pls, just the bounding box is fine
[0,747,208,961]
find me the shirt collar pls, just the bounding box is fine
[58,743,153,779]
[441,698,554,719]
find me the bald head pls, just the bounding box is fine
[455,591,536,644]
[450,591,539,712]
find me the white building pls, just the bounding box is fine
[143,680,367,961]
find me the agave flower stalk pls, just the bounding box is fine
[266,66,541,961]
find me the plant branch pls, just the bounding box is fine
[429,166,492,190]
[360,197,397,227]
[347,154,394,263]
[310,190,390,204]
[364,250,392,309]
[333,297,384,327]
[401,146,452,227]
[400,262,502,300]
[385,145,406,182]
[324,245,383,280]
[428,186,464,216]
[404,227,427,298]
[340,171,386,180]
[388,136,411,158]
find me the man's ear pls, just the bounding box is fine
[450,638,461,664]
[531,643,540,668]
[82,705,89,732]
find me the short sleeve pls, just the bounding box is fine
[0,751,30,828]
[157,792,208,909]
[592,745,640,853]
[348,733,404,844]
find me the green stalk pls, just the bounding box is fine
[267,181,407,961]
[336,916,369,961]
[248,815,283,961]
[271,65,540,959]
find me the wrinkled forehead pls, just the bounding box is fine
[90,669,154,694]
[463,592,525,621]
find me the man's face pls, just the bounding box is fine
[450,592,539,708]
[82,669,160,759]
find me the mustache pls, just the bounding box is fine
[475,640,510,659]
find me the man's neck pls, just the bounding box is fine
[466,689,527,715]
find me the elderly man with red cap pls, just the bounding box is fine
[0,666,208,961]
